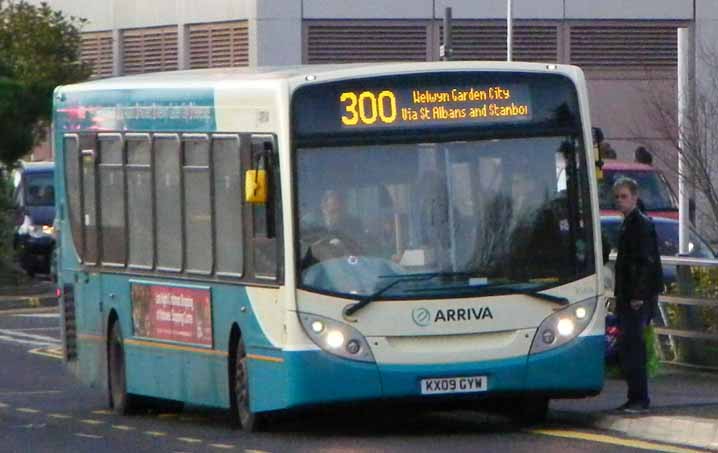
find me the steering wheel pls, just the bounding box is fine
[308,233,363,260]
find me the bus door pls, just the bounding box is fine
[76,135,104,335]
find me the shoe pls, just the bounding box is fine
[622,401,649,414]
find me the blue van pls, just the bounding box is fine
[12,162,56,276]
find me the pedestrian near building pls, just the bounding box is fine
[612,177,663,413]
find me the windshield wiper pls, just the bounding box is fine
[405,281,570,306]
[343,272,470,317]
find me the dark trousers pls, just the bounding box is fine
[617,295,657,404]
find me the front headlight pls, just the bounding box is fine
[18,215,54,239]
[530,297,597,355]
[299,312,375,362]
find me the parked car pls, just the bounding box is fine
[601,215,716,288]
[599,159,678,220]
[12,162,56,276]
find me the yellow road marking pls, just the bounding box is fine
[531,429,709,453]
[80,419,104,425]
[158,413,180,419]
[29,347,63,359]
[92,409,113,415]
[177,437,203,444]
[144,431,167,437]
[112,425,135,431]
[16,408,40,413]
[74,433,103,439]
[209,444,235,450]
[48,413,72,419]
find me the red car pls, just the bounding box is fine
[598,159,678,219]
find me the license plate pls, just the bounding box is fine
[420,375,488,395]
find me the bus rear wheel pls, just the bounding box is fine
[108,322,138,415]
[230,338,266,432]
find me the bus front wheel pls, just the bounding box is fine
[230,338,266,432]
[108,322,138,415]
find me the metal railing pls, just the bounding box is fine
[606,255,718,370]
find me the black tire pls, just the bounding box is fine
[230,338,266,432]
[108,322,138,415]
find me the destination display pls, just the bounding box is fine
[292,72,580,138]
[338,83,532,129]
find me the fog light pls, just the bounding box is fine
[326,330,345,349]
[542,329,555,344]
[311,320,325,333]
[575,307,587,319]
[557,318,575,336]
[346,339,361,354]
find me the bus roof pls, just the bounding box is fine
[58,61,584,93]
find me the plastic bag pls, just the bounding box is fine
[605,313,660,378]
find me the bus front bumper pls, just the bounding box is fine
[263,334,604,412]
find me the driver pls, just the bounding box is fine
[301,190,365,266]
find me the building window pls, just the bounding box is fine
[189,21,249,69]
[123,26,178,75]
[80,31,114,79]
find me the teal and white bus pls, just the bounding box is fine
[54,62,605,431]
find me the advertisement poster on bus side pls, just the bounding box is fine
[131,283,212,347]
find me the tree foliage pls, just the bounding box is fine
[640,46,718,243]
[0,0,90,166]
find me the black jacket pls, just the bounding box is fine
[614,209,663,310]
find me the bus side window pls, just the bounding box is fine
[249,135,283,281]
[213,134,244,277]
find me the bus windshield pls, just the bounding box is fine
[296,135,595,299]
[24,172,55,207]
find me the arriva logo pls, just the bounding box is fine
[412,306,494,327]
[412,307,432,327]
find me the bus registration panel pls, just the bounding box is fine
[420,376,488,395]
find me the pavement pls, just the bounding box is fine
[552,365,718,451]
[0,279,57,311]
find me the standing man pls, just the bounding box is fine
[613,177,663,413]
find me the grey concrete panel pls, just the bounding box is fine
[434,0,563,19]
[113,0,181,29]
[302,0,433,19]
[566,0,693,19]
[37,0,115,31]
[180,0,250,24]
[587,77,676,144]
[255,0,301,19]
[254,18,302,66]
[697,0,718,20]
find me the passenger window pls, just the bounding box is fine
[213,135,243,276]
[98,134,126,266]
[126,134,153,269]
[183,134,212,274]
[154,134,182,271]
[63,135,83,257]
